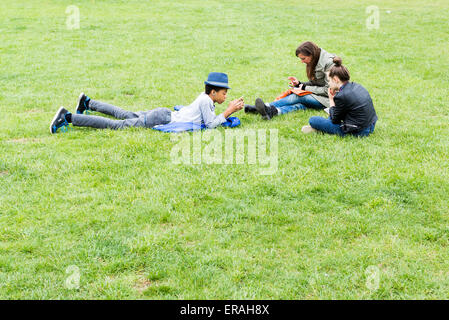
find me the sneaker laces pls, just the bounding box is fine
[84,97,91,115]
[60,123,71,132]
[54,120,71,133]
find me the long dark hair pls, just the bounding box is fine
[295,41,321,81]
[329,57,350,82]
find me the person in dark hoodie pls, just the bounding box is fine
[301,58,378,137]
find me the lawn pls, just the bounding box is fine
[0,0,448,299]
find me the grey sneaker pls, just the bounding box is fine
[50,107,70,134]
[76,92,91,114]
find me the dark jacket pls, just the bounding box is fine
[330,82,378,133]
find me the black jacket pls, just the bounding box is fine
[330,82,378,133]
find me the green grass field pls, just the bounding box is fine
[1,0,448,299]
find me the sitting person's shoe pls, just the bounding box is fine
[76,92,91,114]
[255,98,278,120]
[244,104,257,113]
[50,107,70,134]
[301,125,317,134]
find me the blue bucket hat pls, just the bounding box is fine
[204,72,231,89]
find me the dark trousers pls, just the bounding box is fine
[72,100,171,130]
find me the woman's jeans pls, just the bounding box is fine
[270,93,324,114]
[309,116,376,137]
[71,99,172,130]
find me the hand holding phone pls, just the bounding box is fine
[287,76,299,87]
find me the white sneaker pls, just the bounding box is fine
[301,125,317,134]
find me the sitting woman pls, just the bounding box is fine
[246,41,338,120]
[302,59,378,137]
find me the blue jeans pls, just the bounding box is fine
[309,116,376,137]
[270,94,324,114]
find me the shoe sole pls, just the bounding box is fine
[76,92,85,114]
[255,98,270,120]
[301,125,317,134]
[49,106,66,134]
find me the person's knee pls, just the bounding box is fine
[309,116,323,129]
[286,93,301,104]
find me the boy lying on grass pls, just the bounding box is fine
[50,72,243,134]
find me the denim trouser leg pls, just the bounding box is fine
[309,117,376,137]
[270,94,324,115]
[352,121,376,137]
[309,116,344,136]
